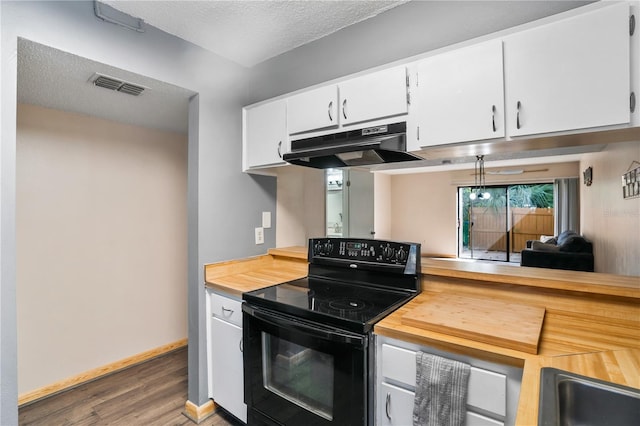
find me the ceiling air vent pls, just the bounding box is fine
[90,73,146,96]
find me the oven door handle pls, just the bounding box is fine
[243,304,367,348]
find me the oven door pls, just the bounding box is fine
[242,304,368,426]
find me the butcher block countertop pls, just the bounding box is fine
[204,246,307,297]
[205,248,640,425]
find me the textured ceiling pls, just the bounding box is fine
[102,0,408,67]
[18,39,194,134]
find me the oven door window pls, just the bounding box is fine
[262,333,334,420]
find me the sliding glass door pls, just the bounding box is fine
[460,186,509,261]
[458,183,554,263]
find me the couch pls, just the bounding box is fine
[520,230,594,272]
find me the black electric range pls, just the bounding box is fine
[243,237,421,333]
[242,238,420,426]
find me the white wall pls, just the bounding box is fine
[275,166,325,247]
[581,141,640,275]
[16,104,188,394]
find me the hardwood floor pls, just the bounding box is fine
[19,347,243,426]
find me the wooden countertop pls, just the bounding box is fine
[422,258,640,299]
[204,247,307,297]
[204,247,640,425]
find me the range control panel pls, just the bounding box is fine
[310,238,417,266]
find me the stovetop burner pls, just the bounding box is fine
[328,298,367,311]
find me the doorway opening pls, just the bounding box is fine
[458,183,554,263]
[325,168,374,238]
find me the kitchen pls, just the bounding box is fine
[3,1,640,425]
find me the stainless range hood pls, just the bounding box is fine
[283,122,422,169]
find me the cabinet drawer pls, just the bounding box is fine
[381,343,416,387]
[381,344,506,417]
[211,293,243,327]
[468,367,506,417]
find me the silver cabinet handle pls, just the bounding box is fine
[492,105,497,132]
[222,307,233,315]
[328,101,333,122]
[516,101,522,129]
[277,141,282,158]
[239,338,243,353]
[385,392,392,420]
[342,99,347,120]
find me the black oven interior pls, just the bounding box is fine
[242,238,421,426]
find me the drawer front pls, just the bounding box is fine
[379,382,415,426]
[381,344,417,387]
[211,293,243,327]
[468,367,506,417]
[380,344,506,417]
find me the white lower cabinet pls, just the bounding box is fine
[375,335,523,426]
[206,289,247,422]
[379,382,415,426]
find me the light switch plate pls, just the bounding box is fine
[262,211,271,229]
[255,227,264,244]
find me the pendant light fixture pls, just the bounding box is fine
[470,155,491,201]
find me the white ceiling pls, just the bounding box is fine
[102,0,408,67]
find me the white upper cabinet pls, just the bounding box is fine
[287,85,339,135]
[413,40,505,147]
[503,2,631,137]
[287,67,409,136]
[339,66,409,126]
[243,99,287,171]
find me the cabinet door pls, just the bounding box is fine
[211,317,247,422]
[339,67,408,126]
[504,2,630,136]
[287,85,339,134]
[243,99,287,170]
[379,382,415,426]
[415,40,505,147]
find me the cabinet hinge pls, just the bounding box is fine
[631,92,636,113]
[406,73,410,87]
[630,14,636,36]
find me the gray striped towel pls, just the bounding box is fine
[413,351,471,426]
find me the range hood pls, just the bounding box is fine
[283,122,422,169]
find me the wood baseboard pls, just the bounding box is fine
[184,399,216,423]
[18,338,188,406]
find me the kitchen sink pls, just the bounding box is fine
[538,367,640,426]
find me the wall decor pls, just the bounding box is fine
[622,161,640,199]
[583,166,593,186]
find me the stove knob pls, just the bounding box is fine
[314,241,324,255]
[396,247,407,262]
[324,242,333,254]
[382,245,395,260]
